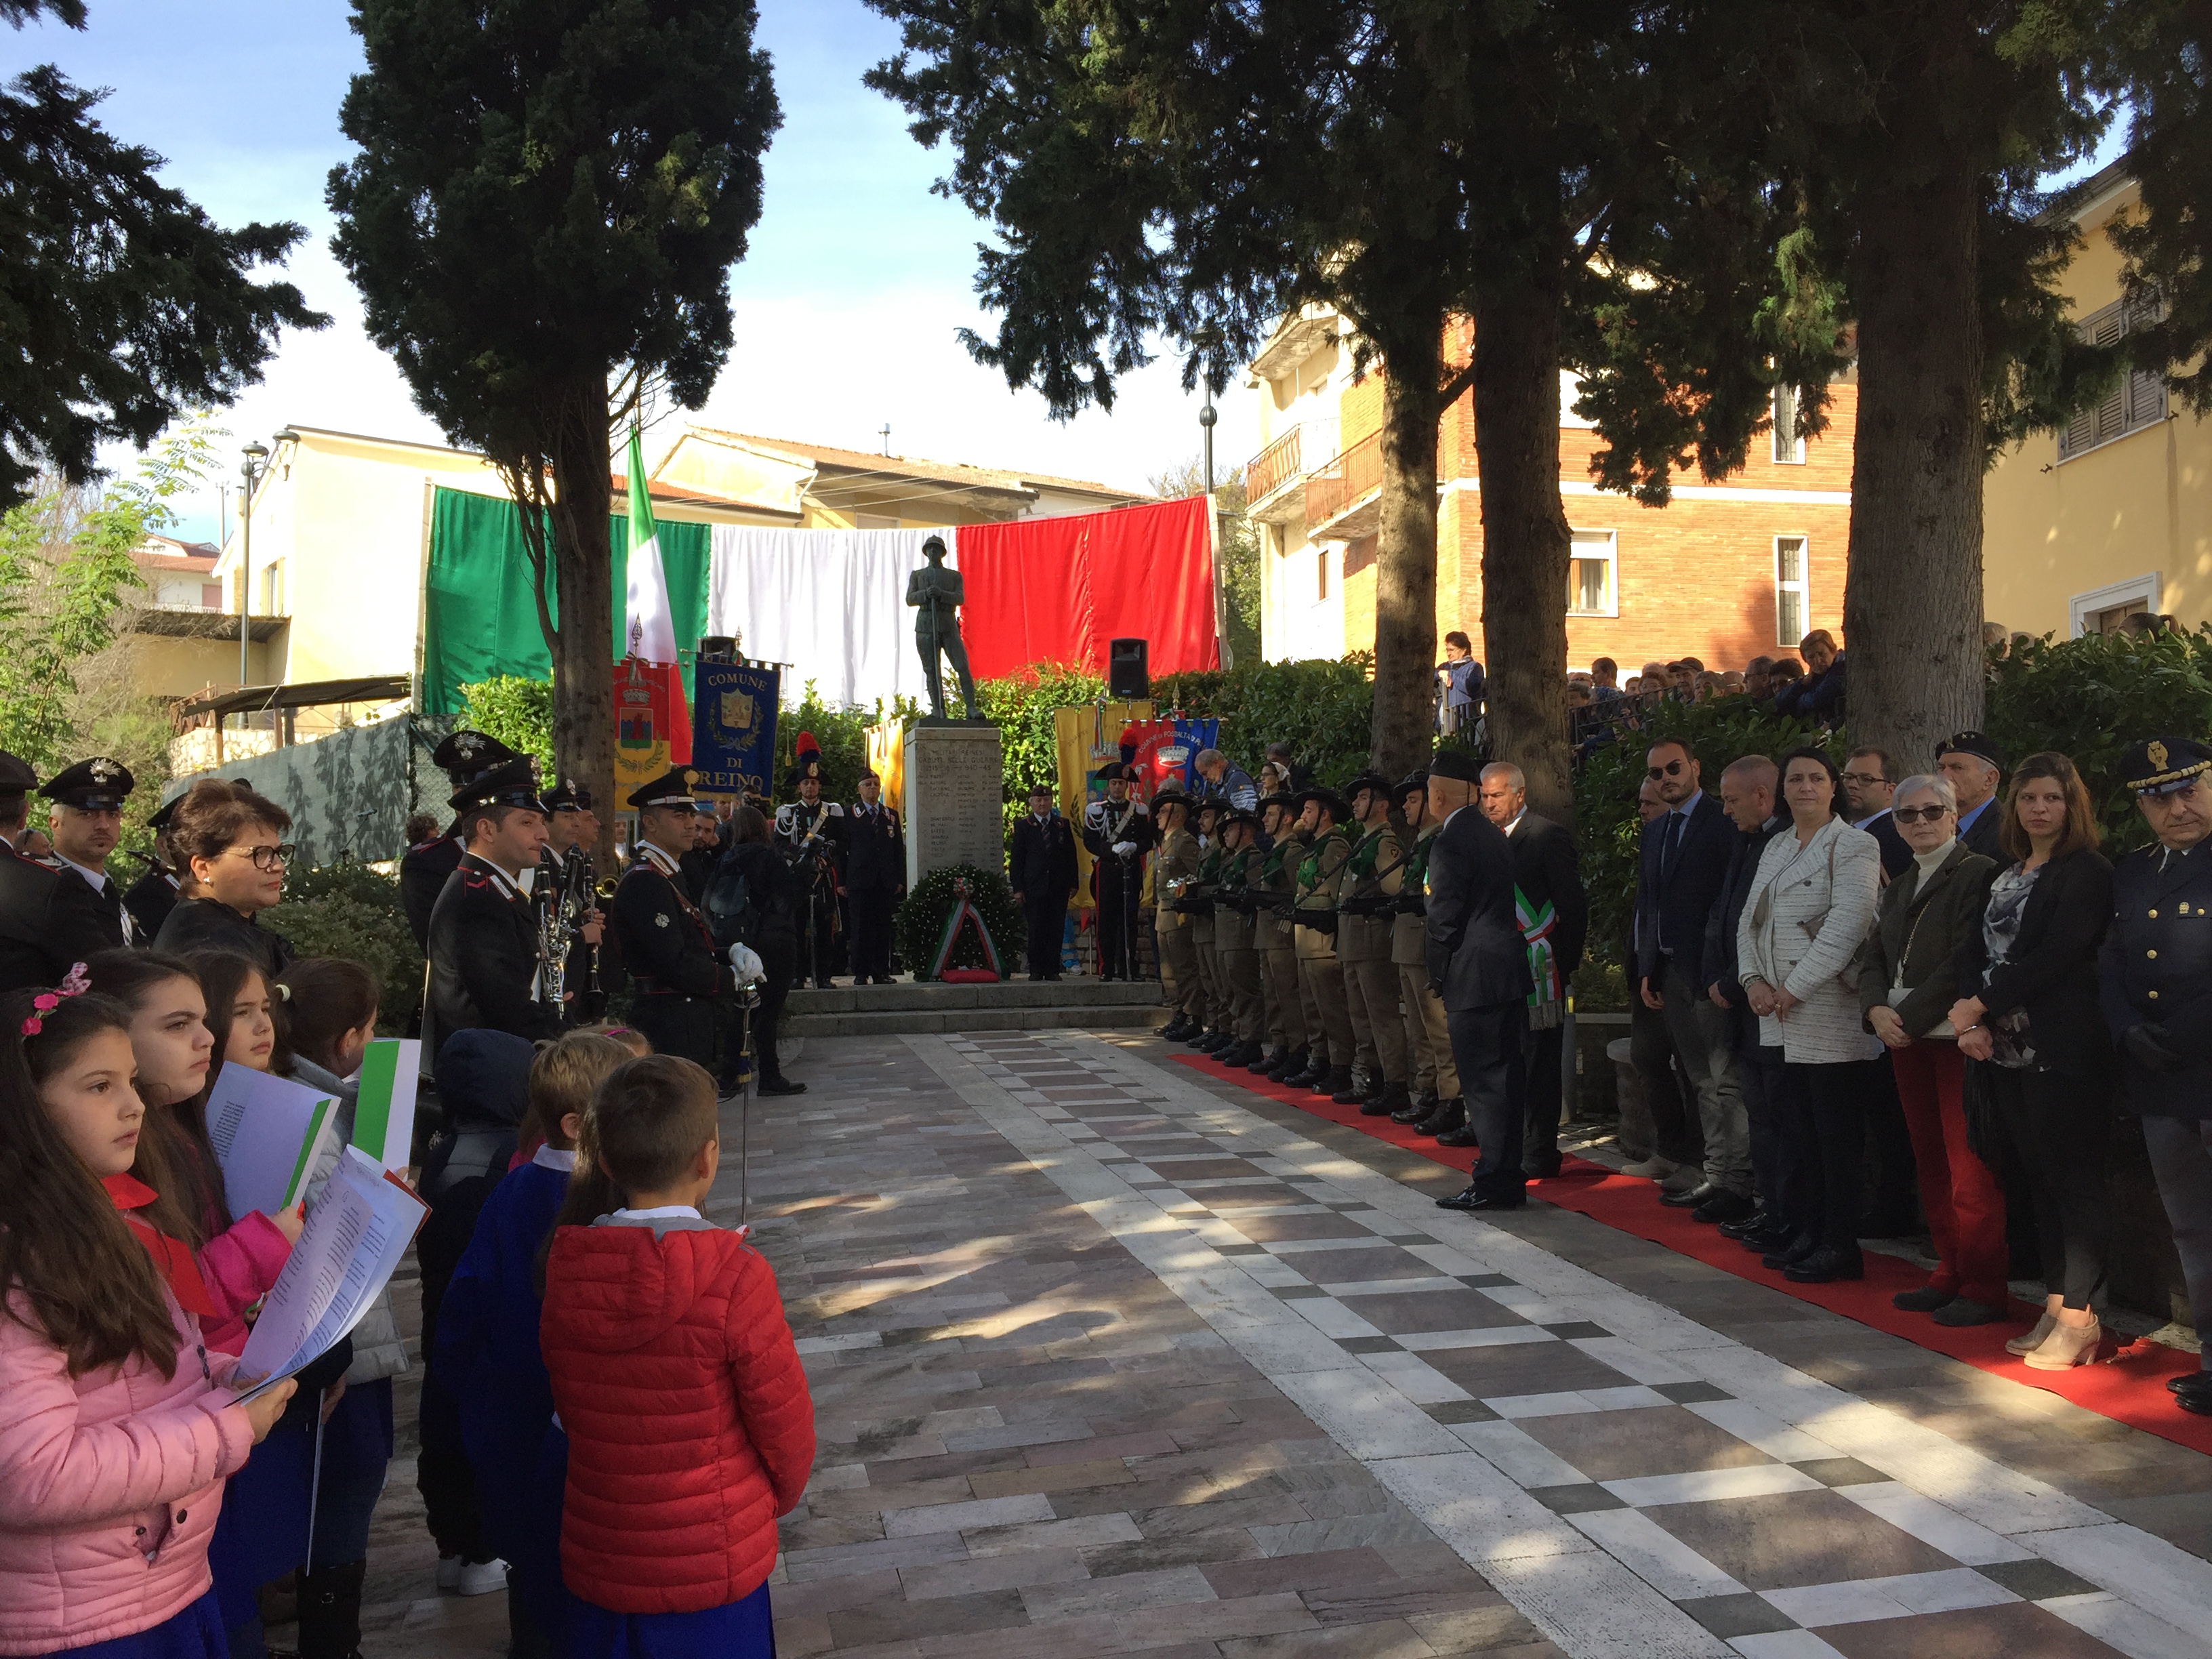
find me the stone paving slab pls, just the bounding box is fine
[344,1025,2212,1657]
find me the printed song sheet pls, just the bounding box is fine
[205,1063,341,1221]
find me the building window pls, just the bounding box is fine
[2058,296,2169,461]
[2069,573,2162,638]
[1567,530,1618,617]
[1774,536,1809,646]
[1316,546,1329,601]
[1772,384,1806,464]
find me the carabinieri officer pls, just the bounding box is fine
[2100,735,2212,1418]
[612,767,731,1067]
[426,755,565,1051]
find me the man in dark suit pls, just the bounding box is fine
[1702,756,1785,1233]
[1843,746,1913,880]
[2102,737,2212,1415]
[1424,751,1535,1211]
[1938,731,2007,860]
[0,751,114,994]
[1478,762,1586,1180]
[844,770,905,984]
[1635,737,1750,1216]
[1010,783,1078,981]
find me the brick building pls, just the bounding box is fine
[1243,308,1858,676]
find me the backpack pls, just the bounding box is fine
[701,843,760,951]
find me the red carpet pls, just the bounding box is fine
[1174,1050,2212,1458]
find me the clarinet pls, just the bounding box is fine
[535,861,566,1011]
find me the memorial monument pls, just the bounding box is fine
[901,535,1003,887]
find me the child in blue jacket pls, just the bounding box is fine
[437,1031,634,1657]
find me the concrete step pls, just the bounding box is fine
[784,1003,1169,1038]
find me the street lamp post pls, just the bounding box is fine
[238,443,268,693]
[1195,330,1229,668]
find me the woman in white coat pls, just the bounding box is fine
[1736,747,1883,1283]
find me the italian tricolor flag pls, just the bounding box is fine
[623,424,691,762]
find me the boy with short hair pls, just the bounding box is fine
[541,1055,813,1654]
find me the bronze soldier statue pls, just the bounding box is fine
[906,535,979,720]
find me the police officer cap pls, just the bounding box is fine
[626,766,700,811]
[41,756,134,811]
[1427,750,1481,784]
[1935,731,2005,770]
[1341,773,1391,809]
[0,752,36,797]
[1294,783,1349,821]
[2122,735,2212,797]
[1395,769,1430,800]
[449,756,546,816]
[431,729,517,782]
[541,779,594,813]
[148,792,186,833]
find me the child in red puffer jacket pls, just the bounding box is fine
[540,1054,813,1657]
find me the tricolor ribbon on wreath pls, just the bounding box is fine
[1515,886,1563,1031]
[929,878,1004,981]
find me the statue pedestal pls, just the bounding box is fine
[903,723,1004,890]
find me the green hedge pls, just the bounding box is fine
[264,859,425,1036]
[1154,655,1375,788]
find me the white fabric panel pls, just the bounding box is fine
[705,527,957,712]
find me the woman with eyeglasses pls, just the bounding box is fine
[1734,747,1883,1283]
[1853,776,2003,1324]
[150,780,298,979]
[1948,752,2115,1369]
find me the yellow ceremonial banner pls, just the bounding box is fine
[865,721,906,815]
[1053,700,1154,913]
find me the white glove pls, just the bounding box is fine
[1111,840,1136,857]
[729,943,765,985]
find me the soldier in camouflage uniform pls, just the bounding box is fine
[1289,785,1357,1096]
[1252,791,1309,1080]
[1152,787,1206,1040]
[1183,798,1230,1051]
[1335,774,1413,1117]
[1388,771,1465,1136]
[1211,808,1269,1067]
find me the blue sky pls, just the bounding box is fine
[4,1,1254,542]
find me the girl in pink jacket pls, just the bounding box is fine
[84,951,300,1356]
[0,981,297,1658]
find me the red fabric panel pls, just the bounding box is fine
[957,495,1218,679]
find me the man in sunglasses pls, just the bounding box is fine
[1635,739,1751,1218]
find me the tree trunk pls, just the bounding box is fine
[546,378,619,871]
[1369,326,1445,780]
[1843,165,1985,768]
[1474,264,1573,823]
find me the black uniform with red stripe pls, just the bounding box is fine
[610,840,729,1065]
[401,833,465,951]
[425,852,563,1052]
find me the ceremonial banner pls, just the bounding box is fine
[865,722,905,816]
[691,661,782,798]
[623,427,691,763]
[1052,701,1154,911]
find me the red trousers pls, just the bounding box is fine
[1890,1042,2009,1307]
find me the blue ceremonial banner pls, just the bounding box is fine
[689,662,781,797]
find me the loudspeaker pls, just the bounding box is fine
[1108,638,1149,701]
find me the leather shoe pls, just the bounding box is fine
[1160,1015,1192,1042]
[1331,1077,1368,1105]
[1784,1246,1864,1283]
[757,1076,807,1096]
[1929,1297,2003,1327]
[1364,1081,1410,1119]
[1716,1209,1774,1241]
[2177,1374,2212,1416]
[2169,1373,2205,1395]
[1317,1065,1353,1097]
[1891,1285,1954,1313]
[1391,1090,1437,1126]
[1414,1101,1466,1138]
[1435,1122,1482,1149]
[1523,1155,1563,1181]
[1437,1185,1525,1212]
[1737,1219,1795,1253]
[1691,1189,1756,1225]
[1270,1049,1307,1082]
[1760,1233,1818,1271]
[1246,1047,1279,1075]
[1285,1057,1325,1088]
[1660,1182,1719,1210]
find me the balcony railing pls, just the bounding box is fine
[1244,419,1334,506]
[1302,428,1383,530]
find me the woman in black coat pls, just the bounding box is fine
[1948,752,2114,1371]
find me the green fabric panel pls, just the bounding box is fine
[422,488,714,715]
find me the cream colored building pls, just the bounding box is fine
[1983,161,2210,637]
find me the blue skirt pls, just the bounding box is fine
[567,1580,775,1659]
[207,1391,315,1630]
[44,1587,227,1657]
